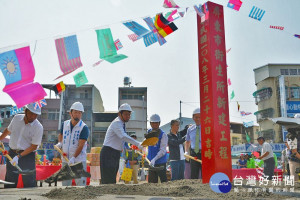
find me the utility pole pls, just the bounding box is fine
[179,100,182,130]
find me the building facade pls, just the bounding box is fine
[118,87,147,141]
[160,117,259,145]
[253,64,300,142]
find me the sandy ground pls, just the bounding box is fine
[1,179,300,200]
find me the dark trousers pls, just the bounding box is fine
[148,163,167,183]
[5,150,36,188]
[264,157,275,180]
[170,160,185,180]
[100,146,121,184]
[190,149,202,179]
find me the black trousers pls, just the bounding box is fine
[190,149,202,179]
[148,163,167,183]
[100,146,121,184]
[5,150,36,188]
[264,157,275,180]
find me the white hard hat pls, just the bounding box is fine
[119,103,132,112]
[193,108,200,115]
[295,113,300,118]
[150,114,161,122]
[70,102,84,112]
[26,103,41,115]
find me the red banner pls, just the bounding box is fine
[198,1,232,183]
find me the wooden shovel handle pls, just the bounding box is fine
[135,150,151,165]
[54,145,69,162]
[184,154,202,163]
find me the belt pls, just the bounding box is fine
[10,149,24,154]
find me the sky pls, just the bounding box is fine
[0,0,300,127]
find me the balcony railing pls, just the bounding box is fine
[254,108,274,122]
[253,87,272,104]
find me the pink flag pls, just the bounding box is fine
[227,78,231,86]
[128,33,140,42]
[0,46,47,108]
[163,0,179,8]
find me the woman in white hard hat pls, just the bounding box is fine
[100,103,143,184]
[56,101,90,186]
[147,114,168,183]
[0,103,43,188]
[185,108,202,179]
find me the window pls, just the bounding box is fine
[232,137,239,145]
[290,87,300,99]
[298,69,300,75]
[120,90,145,100]
[48,109,60,120]
[280,69,289,75]
[289,69,298,75]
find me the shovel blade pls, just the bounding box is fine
[149,165,164,171]
[12,169,36,176]
[70,162,91,178]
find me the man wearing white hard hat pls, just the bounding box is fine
[100,103,143,184]
[0,103,43,188]
[185,108,202,179]
[56,101,90,186]
[147,114,168,183]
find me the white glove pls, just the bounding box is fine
[150,159,156,167]
[68,157,75,165]
[10,156,19,166]
[55,142,62,149]
[184,152,189,156]
[138,142,143,150]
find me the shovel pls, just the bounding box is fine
[135,150,164,171]
[53,145,90,179]
[0,142,35,176]
[184,154,202,163]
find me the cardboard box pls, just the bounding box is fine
[91,147,101,154]
[87,153,100,162]
[90,161,100,166]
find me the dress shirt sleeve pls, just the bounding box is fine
[153,133,168,161]
[114,122,140,147]
[186,128,191,141]
[7,115,16,132]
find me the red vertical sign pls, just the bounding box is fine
[198,2,232,183]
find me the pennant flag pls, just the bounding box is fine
[226,48,231,53]
[96,28,128,63]
[123,21,150,38]
[143,17,167,46]
[249,6,265,21]
[10,106,24,116]
[128,33,140,42]
[245,112,252,115]
[240,111,252,116]
[33,99,47,110]
[0,46,47,108]
[73,71,88,87]
[114,39,123,50]
[52,81,65,95]
[270,25,284,30]
[245,131,251,143]
[294,34,300,39]
[55,35,83,79]
[154,13,178,38]
[194,4,206,22]
[243,121,254,128]
[163,0,179,8]
[227,0,243,11]
[230,90,235,100]
[179,8,188,17]
[164,10,180,22]
[237,101,240,112]
[92,60,103,67]
[227,78,231,86]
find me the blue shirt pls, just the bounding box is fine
[186,124,201,150]
[60,122,89,140]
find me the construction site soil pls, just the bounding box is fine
[42,179,300,199]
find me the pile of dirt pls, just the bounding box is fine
[43,179,293,199]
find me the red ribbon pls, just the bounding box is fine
[194,157,198,160]
[2,150,8,156]
[131,145,138,150]
[63,152,67,157]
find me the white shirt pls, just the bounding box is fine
[260,142,274,161]
[179,144,185,160]
[151,131,168,161]
[103,117,140,151]
[7,114,43,150]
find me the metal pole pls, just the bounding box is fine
[58,92,64,130]
[142,95,145,138]
[179,100,182,130]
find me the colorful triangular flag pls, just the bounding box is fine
[237,101,240,112]
[73,71,88,88]
[163,0,179,8]
[230,90,235,100]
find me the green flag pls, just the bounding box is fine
[73,71,88,87]
[96,28,127,63]
[230,90,235,100]
[245,131,251,143]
